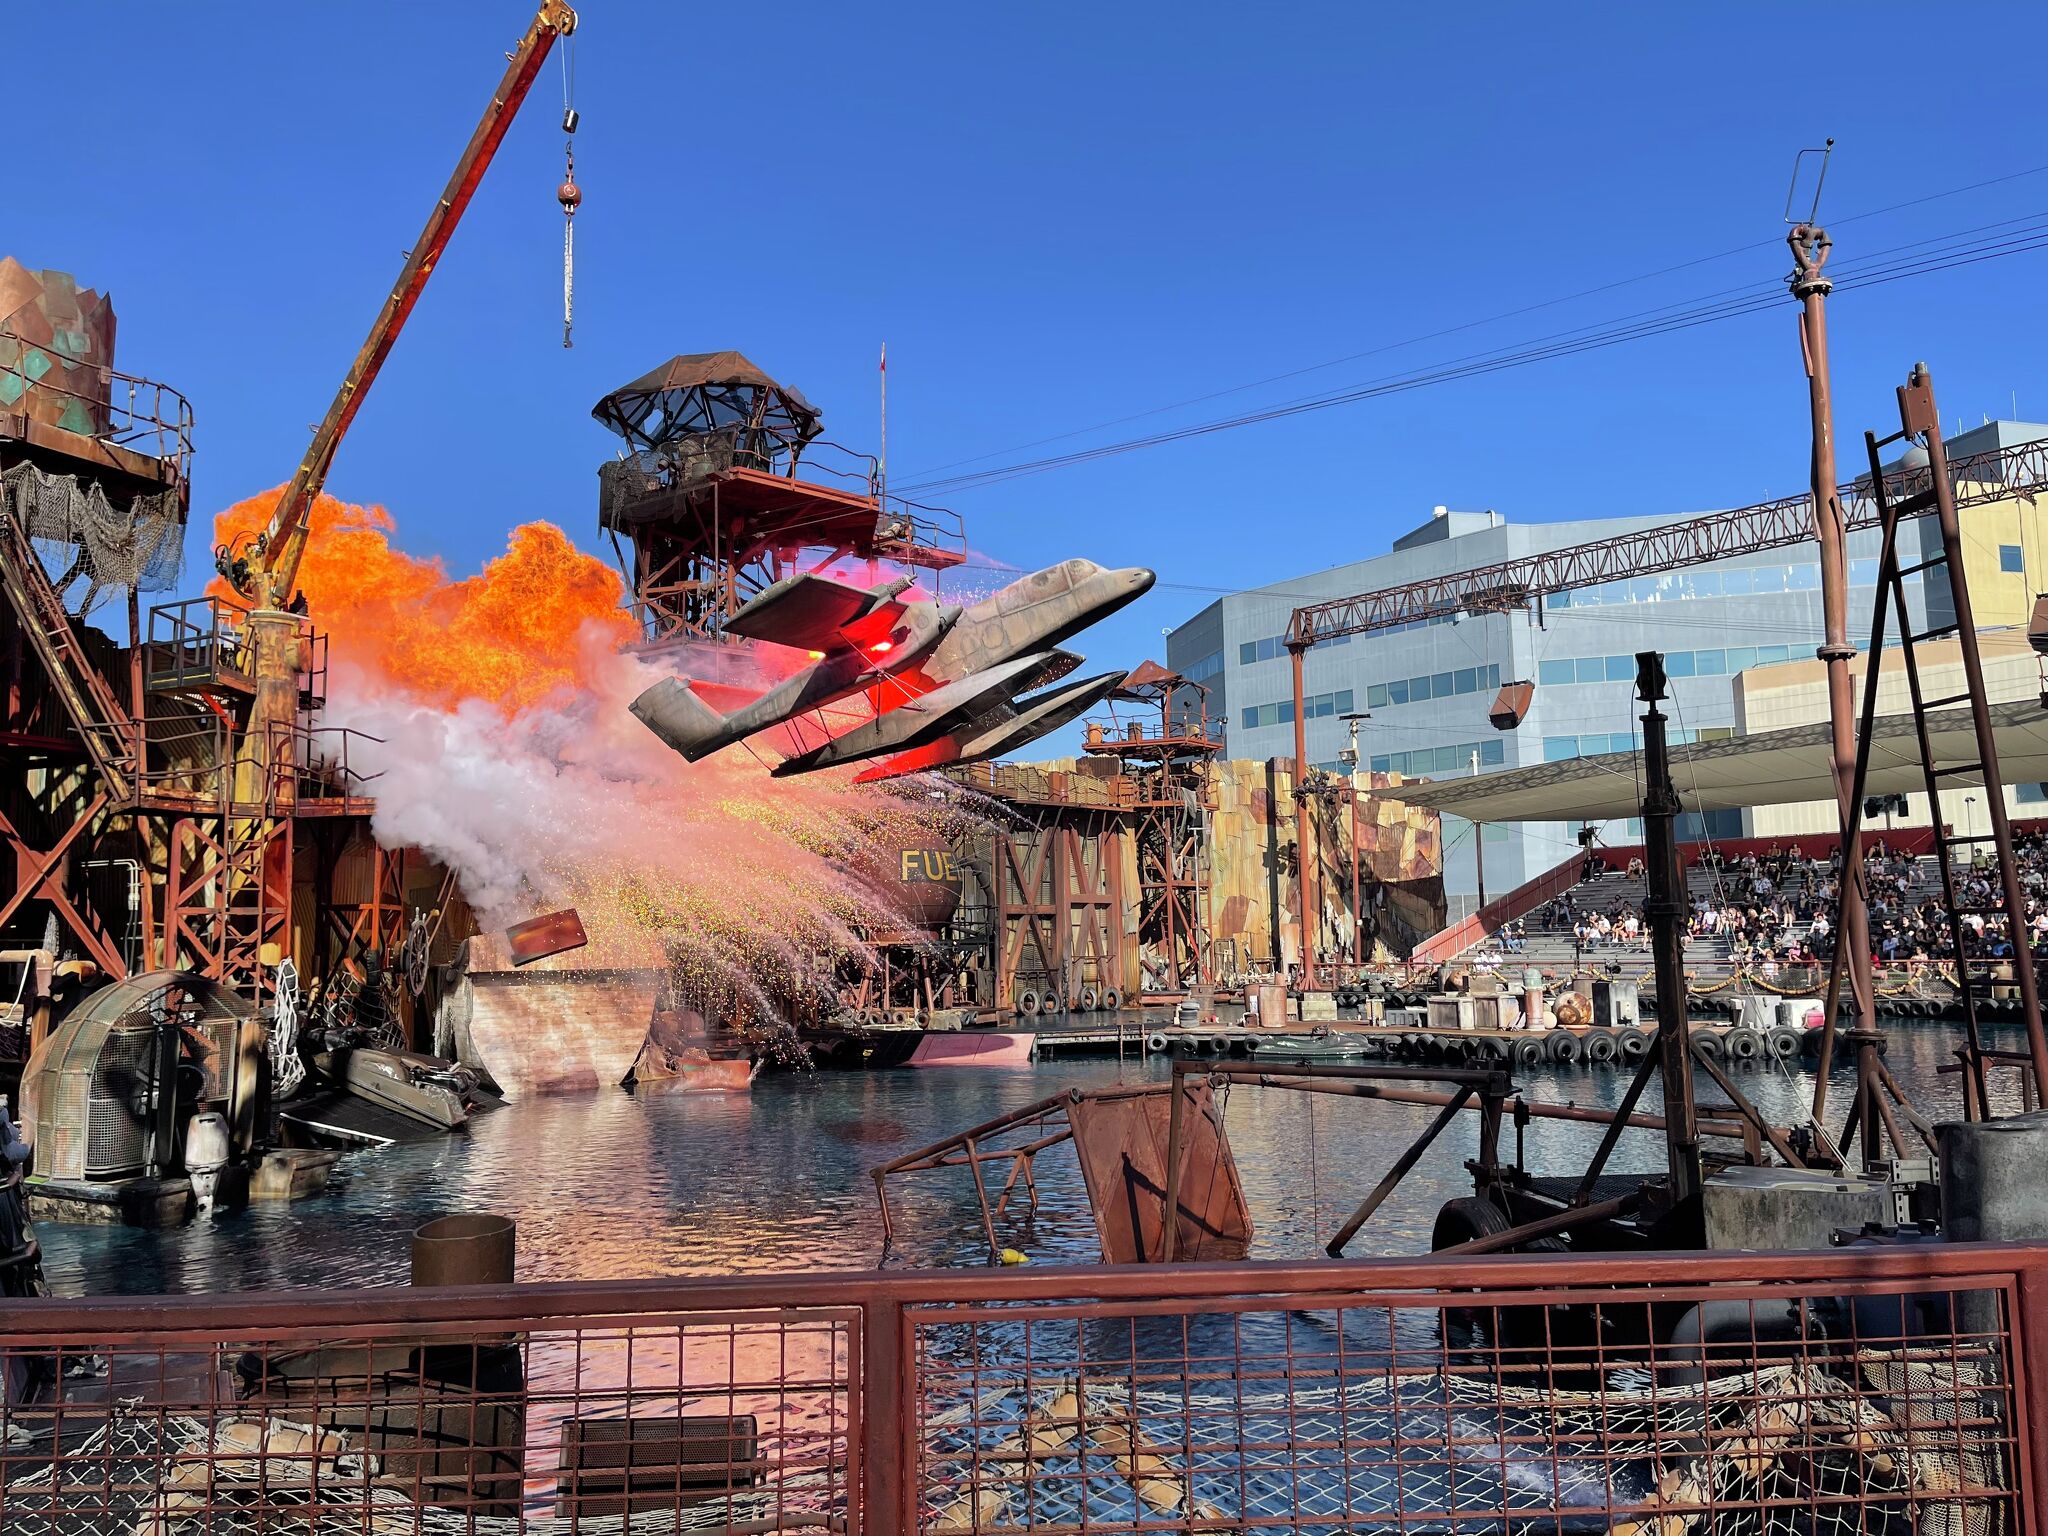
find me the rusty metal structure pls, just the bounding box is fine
[0,6,580,1027]
[1079,662,1221,999]
[1,1244,2036,1535]
[982,776,1134,1017]
[591,351,965,652]
[1808,364,2048,1164]
[0,272,394,1000]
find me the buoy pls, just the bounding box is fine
[999,1248,1030,1266]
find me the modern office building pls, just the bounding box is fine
[1164,420,2048,913]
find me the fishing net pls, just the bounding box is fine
[918,1352,2011,1536]
[1,460,185,613]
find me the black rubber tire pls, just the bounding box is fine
[1617,1027,1651,1061]
[1767,1026,1800,1059]
[1695,1030,1725,1059]
[1548,1032,1582,1065]
[1433,1195,1510,1250]
[1729,1029,1762,1062]
[1584,1030,1617,1064]
[1145,1032,1169,1054]
[1078,987,1100,1013]
[1513,1037,1545,1068]
[1017,990,1041,1017]
[1100,988,1122,1012]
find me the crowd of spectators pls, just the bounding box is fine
[1523,833,2048,978]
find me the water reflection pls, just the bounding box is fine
[36,1022,2026,1296]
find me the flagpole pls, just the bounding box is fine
[878,342,888,510]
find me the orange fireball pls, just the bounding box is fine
[210,489,633,713]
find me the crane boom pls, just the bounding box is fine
[252,0,578,611]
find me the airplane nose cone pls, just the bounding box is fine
[1120,567,1157,597]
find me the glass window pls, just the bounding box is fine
[1727,646,1757,673]
[1788,564,1820,592]
[1370,754,1391,773]
[1721,569,1751,596]
[1691,571,1721,598]
[1605,654,1634,682]
[1699,726,1735,742]
[1576,657,1607,685]
[1539,659,1575,686]
[1696,649,1727,676]
[1336,689,1353,713]
[1367,683,1390,710]
[1666,650,1695,678]
[1389,679,1410,706]
[1432,671,1455,698]
[1758,644,1789,664]
[1436,745,1463,774]
[2018,783,2048,804]
[1481,739,1505,766]
[1850,558,1878,586]
[1545,736,1580,762]
[1239,642,1258,666]
[1411,674,1433,702]
[1748,567,1784,595]
[2001,544,2024,574]
[1488,664,1502,689]
[1454,667,1476,695]
[1241,707,1258,730]
[1551,590,1573,609]
[1626,818,1644,837]
[1278,702,1294,725]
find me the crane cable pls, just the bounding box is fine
[557,31,581,347]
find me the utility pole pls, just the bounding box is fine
[1788,214,1881,1124]
[1637,652,1702,1210]
[1289,642,1316,989]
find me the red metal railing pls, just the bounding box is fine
[3,1243,2045,1535]
[0,331,195,481]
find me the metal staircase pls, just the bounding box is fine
[0,507,134,801]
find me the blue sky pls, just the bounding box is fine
[14,1,2048,708]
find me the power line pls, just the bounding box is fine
[900,213,2048,497]
[902,161,2048,485]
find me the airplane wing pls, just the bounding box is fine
[724,571,906,653]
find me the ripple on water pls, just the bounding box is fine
[34,1026,2012,1296]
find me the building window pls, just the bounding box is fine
[1368,738,1505,778]
[2001,544,2025,574]
[2018,783,2048,805]
[1365,663,1500,712]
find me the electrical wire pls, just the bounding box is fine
[900,215,2048,497]
[905,162,2048,482]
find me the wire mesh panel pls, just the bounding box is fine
[0,1306,857,1536]
[909,1276,2022,1536]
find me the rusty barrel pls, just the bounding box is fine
[412,1212,517,1287]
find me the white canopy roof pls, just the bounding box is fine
[1378,699,2048,823]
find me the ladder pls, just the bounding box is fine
[1831,364,2048,1121]
[0,506,135,802]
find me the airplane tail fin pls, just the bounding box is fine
[630,678,730,761]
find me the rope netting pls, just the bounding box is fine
[2,461,184,612]
[919,1352,2011,1536]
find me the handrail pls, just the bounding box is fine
[0,327,194,478]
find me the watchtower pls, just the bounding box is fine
[591,352,964,655]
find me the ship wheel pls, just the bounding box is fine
[402,913,432,998]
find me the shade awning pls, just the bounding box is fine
[1377,698,2048,823]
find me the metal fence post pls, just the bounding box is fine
[2016,1253,2048,1534]
[862,1293,913,1536]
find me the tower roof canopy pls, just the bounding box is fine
[591,351,821,453]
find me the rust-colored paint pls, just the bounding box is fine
[1069,1080,1251,1263]
[505,908,589,966]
